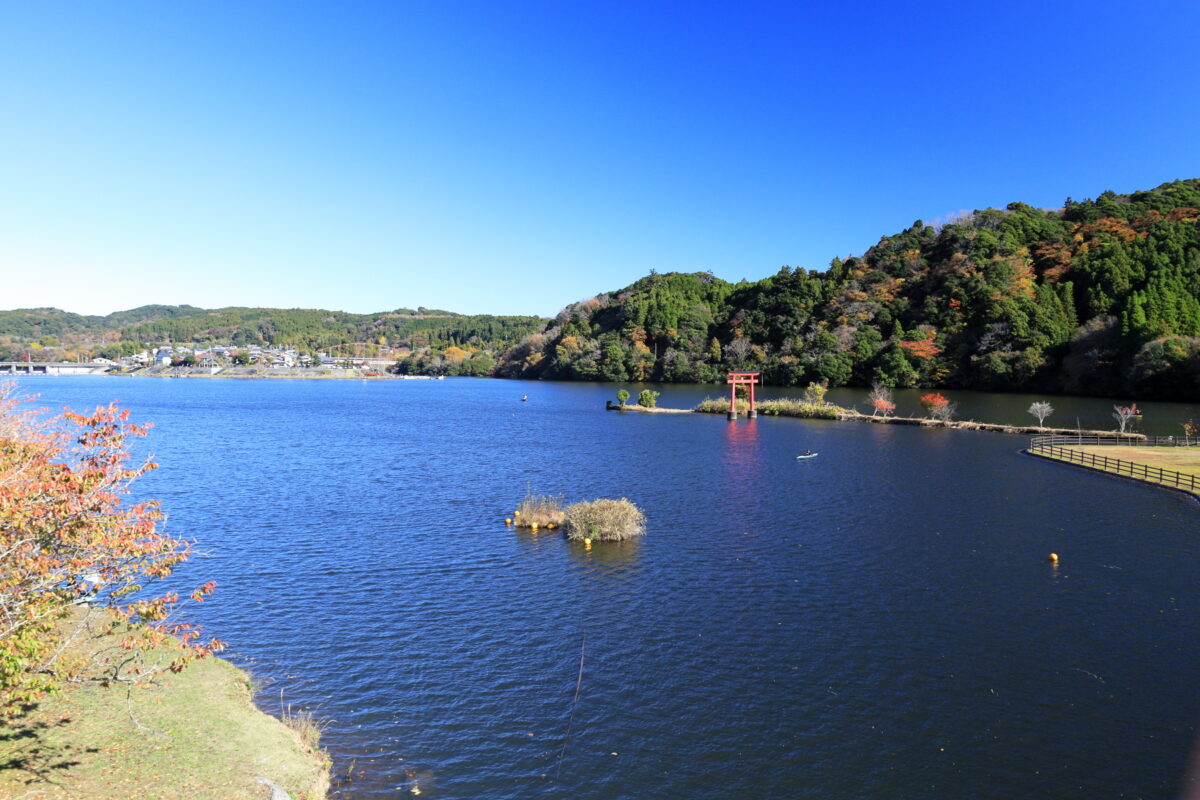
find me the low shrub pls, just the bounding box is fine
[565,498,645,541]
[694,397,748,414]
[801,381,828,405]
[638,389,660,408]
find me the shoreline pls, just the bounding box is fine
[0,609,330,799]
[1027,439,1200,500]
[107,366,441,380]
[682,401,1145,440]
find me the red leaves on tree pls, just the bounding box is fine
[0,384,220,713]
[920,393,949,413]
[898,335,941,361]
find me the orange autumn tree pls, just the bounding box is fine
[0,386,222,714]
[920,392,949,416]
[897,333,941,361]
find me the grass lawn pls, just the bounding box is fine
[0,610,329,799]
[1037,445,1200,496]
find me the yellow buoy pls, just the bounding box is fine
[505,518,512,525]
[514,510,521,517]
[530,523,538,531]
[1049,552,1059,564]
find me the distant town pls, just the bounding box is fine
[0,345,410,378]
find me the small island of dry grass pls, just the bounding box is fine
[564,498,645,542]
[508,492,646,540]
[512,491,566,529]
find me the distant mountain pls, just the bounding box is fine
[7,178,1198,399]
[495,178,1200,400]
[0,304,547,367]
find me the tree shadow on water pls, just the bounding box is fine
[0,703,96,790]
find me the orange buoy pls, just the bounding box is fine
[1049,552,1059,564]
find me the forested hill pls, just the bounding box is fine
[0,304,546,362]
[497,179,1200,400]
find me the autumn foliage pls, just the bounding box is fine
[897,335,941,361]
[0,385,221,714]
[920,393,949,414]
[867,382,895,416]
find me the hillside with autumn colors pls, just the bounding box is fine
[4,179,1198,398]
[493,179,1200,399]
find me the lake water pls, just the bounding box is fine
[12,376,1200,799]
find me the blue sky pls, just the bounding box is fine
[2,1,1197,317]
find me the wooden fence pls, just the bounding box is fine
[1029,434,1197,449]
[1027,435,1200,495]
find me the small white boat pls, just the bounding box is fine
[796,452,818,460]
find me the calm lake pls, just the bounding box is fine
[14,376,1200,799]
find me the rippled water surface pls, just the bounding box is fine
[16,377,1200,799]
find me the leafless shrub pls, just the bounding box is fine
[930,401,957,422]
[867,383,895,416]
[1028,401,1054,427]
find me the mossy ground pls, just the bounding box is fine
[0,611,328,799]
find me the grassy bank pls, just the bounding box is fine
[1034,444,1200,498]
[0,610,329,800]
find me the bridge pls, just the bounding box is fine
[0,362,111,375]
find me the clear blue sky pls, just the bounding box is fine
[2,1,1197,317]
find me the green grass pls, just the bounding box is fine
[1035,445,1200,497]
[0,610,329,799]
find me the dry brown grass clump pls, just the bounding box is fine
[693,396,844,419]
[564,498,645,541]
[514,490,566,529]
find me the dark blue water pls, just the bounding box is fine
[12,376,1200,799]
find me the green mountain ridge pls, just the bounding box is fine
[493,178,1200,400]
[5,178,1199,399]
[0,304,546,364]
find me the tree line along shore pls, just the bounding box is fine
[3,179,1199,401]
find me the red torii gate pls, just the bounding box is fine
[726,371,759,420]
